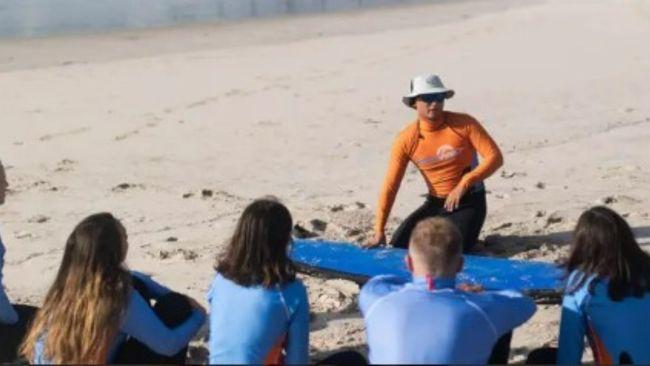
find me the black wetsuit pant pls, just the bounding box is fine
[315,332,511,365]
[526,347,635,364]
[113,276,195,364]
[0,304,38,363]
[318,350,368,365]
[390,189,487,252]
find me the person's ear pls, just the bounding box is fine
[405,254,414,272]
[455,256,464,274]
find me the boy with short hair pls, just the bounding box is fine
[360,217,536,364]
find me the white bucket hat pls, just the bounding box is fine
[402,74,455,108]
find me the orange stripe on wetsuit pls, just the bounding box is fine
[264,335,285,365]
[587,322,613,365]
[375,111,503,233]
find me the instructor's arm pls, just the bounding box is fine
[366,136,409,247]
[444,119,503,211]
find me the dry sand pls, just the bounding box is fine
[1,0,650,362]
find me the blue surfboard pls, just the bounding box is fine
[290,239,565,303]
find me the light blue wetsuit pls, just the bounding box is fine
[33,271,205,363]
[207,273,309,365]
[558,271,650,364]
[360,275,536,364]
[0,231,19,324]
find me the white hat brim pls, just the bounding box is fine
[402,89,455,108]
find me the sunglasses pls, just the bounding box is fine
[418,93,447,104]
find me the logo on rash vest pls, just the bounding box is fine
[415,145,463,166]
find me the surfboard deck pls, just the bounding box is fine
[291,239,564,304]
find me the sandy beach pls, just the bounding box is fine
[1,0,650,362]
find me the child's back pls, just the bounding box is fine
[207,273,308,364]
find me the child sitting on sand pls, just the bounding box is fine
[207,197,309,364]
[527,206,650,364]
[0,160,39,363]
[360,217,536,364]
[19,212,206,364]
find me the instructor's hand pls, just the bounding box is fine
[363,232,386,248]
[444,184,467,212]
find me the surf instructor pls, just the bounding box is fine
[365,74,503,251]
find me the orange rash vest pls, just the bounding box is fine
[375,111,503,233]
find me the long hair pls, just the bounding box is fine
[566,206,650,301]
[20,213,132,363]
[216,197,296,287]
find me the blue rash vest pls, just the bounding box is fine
[0,231,19,324]
[33,271,205,363]
[206,273,309,365]
[359,274,536,364]
[558,271,650,364]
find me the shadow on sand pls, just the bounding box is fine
[477,226,650,259]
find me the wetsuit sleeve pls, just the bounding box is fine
[121,291,205,356]
[375,134,410,233]
[0,289,17,324]
[458,118,503,191]
[0,240,19,324]
[486,290,536,335]
[360,275,408,315]
[284,284,310,365]
[131,271,173,299]
[206,279,220,365]
[557,292,587,364]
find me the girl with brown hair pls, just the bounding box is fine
[207,197,309,364]
[528,206,650,364]
[20,212,206,364]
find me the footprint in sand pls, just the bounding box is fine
[500,170,527,179]
[292,224,319,239]
[184,89,252,111]
[256,120,280,127]
[15,180,61,193]
[545,212,563,228]
[14,231,33,240]
[224,89,243,97]
[186,96,220,109]
[39,126,91,142]
[328,202,366,212]
[114,117,162,141]
[114,130,140,141]
[309,219,328,232]
[363,118,382,125]
[596,194,639,206]
[111,183,146,192]
[154,248,198,261]
[53,158,77,173]
[27,215,50,224]
[491,222,513,231]
[596,196,617,205]
[205,189,245,203]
